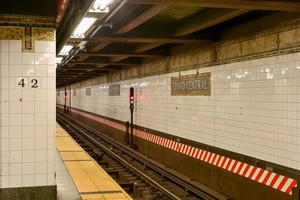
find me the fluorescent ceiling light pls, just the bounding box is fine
[71,17,97,38]
[91,0,113,11]
[89,6,109,13]
[56,57,63,64]
[59,45,73,56]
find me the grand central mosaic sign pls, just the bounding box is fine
[109,83,120,96]
[171,72,211,96]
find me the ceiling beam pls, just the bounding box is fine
[174,9,249,36]
[67,62,137,66]
[81,52,164,58]
[112,8,246,62]
[90,5,166,52]
[94,36,213,44]
[115,5,167,34]
[126,0,300,12]
[90,41,112,52]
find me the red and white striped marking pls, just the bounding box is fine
[60,106,298,195]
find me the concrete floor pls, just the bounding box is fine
[55,151,81,200]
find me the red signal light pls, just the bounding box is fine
[129,87,134,104]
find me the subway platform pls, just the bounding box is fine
[55,123,132,200]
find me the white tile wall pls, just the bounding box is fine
[1,40,56,188]
[58,52,300,171]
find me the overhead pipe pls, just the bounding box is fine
[57,0,128,70]
[61,0,127,64]
[89,0,127,38]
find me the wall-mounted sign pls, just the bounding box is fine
[171,72,211,96]
[86,88,91,96]
[109,83,120,96]
[16,77,39,88]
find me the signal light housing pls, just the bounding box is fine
[129,87,134,104]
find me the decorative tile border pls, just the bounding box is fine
[57,105,298,196]
[0,26,23,40]
[23,26,33,51]
[33,28,55,41]
[0,26,55,52]
[0,14,55,27]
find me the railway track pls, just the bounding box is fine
[57,111,226,200]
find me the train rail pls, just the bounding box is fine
[57,111,227,200]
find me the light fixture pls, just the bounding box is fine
[90,0,113,12]
[71,17,97,38]
[56,57,63,64]
[59,45,73,56]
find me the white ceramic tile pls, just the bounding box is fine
[10,126,22,138]
[10,138,22,151]
[47,173,55,185]
[35,102,47,113]
[9,89,22,101]
[35,114,47,125]
[48,150,55,162]
[22,53,35,65]
[22,138,34,150]
[35,174,47,186]
[35,162,47,174]
[0,40,8,52]
[9,53,22,64]
[0,127,9,138]
[47,126,55,138]
[0,102,9,113]
[10,163,22,175]
[35,41,48,53]
[35,150,47,162]
[23,102,35,114]
[23,126,35,138]
[35,137,47,150]
[34,53,50,65]
[35,65,48,76]
[35,126,47,138]
[1,64,9,76]
[22,114,35,126]
[22,162,35,174]
[9,101,22,114]
[2,175,9,188]
[22,174,35,187]
[0,52,8,64]
[22,65,35,76]
[9,114,22,126]
[1,151,9,163]
[1,163,9,175]
[35,90,48,101]
[1,77,9,88]
[22,89,34,101]
[47,138,55,149]
[48,54,56,64]
[9,175,22,187]
[8,40,21,52]
[10,151,22,163]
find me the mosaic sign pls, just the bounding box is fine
[171,72,211,96]
[109,83,120,96]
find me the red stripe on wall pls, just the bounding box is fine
[62,106,298,196]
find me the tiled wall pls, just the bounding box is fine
[1,36,56,188]
[57,52,300,171]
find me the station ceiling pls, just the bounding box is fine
[0,0,57,17]
[46,0,300,86]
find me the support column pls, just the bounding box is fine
[0,19,56,200]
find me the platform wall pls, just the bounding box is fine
[57,52,300,171]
